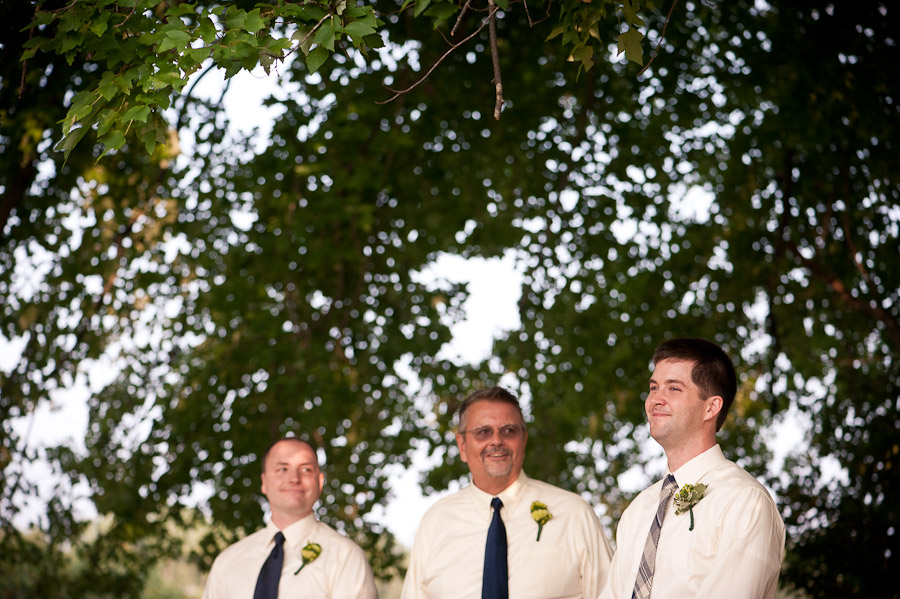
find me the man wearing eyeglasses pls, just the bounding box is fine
[401,386,613,599]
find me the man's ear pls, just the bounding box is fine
[456,432,469,464]
[705,395,724,423]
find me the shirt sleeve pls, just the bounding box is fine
[400,523,428,599]
[596,504,640,599]
[202,555,225,599]
[330,540,378,599]
[694,486,785,599]
[578,504,615,599]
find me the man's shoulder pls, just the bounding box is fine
[420,486,474,517]
[700,458,778,508]
[310,520,367,554]
[212,526,269,563]
[521,476,593,509]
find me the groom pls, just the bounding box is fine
[599,338,785,599]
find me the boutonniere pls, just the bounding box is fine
[293,542,322,574]
[673,483,708,531]
[530,501,553,541]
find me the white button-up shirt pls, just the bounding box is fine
[203,513,377,599]
[599,444,785,599]
[402,472,614,599]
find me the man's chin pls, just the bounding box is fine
[483,463,513,479]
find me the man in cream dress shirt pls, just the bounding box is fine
[599,338,785,599]
[203,437,377,599]
[401,386,614,599]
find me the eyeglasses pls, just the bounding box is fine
[458,425,524,442]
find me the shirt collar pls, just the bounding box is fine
[669,444,724,487]
[468,470,528,517]
[267,512,318,549]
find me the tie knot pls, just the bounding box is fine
[274,531,285,547]
[661,474,678,496]
[491,497,503,511]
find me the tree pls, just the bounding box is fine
[2,0,898,597]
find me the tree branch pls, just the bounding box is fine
[378,5,499,105]
[488,0,504,120]
[637,0,679,78]
[450,0,473,37]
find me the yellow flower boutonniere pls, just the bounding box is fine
[673,483,708,531]
[530,501,553,541]
[293,542,322,575]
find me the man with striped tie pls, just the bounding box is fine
[599,338,785,599]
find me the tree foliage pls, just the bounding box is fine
[2,0,899,598]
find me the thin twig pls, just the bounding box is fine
[114,4,138,29]
[18,19,35,98]
[637,0,679,77]
[378,5,499,104]
[522,0,549,26]
[487,0,504,119]
[295,13,333,51]
[450,0,473,37]
[523,0,533,25]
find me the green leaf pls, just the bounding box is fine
[620,0,646,28]
[305,46,329,74]
[617,28,644,65]
[225,10,248,30]
[424,3,457,26]
[89,13,110,37]
[54,124,88,161]
[96,108,118,136]
[165,29,193,45]
[197,16,218,44]
[122,104,151,123]
[69,90,98,120]
[314,19,336,52]
[343,20,377,42]
[546,25,565,42]
[362,33,385,50]
[413,0,432,18]
[27,10,55,28]
[140,122,166,155]
[243,9,265,34]
[167,3,198,18]
[293,27,314,55]
[99,129,127,154]
[98,78,118,101]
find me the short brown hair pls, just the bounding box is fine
[458,386,525,431]
[652,338,737,431]
[260,437,318,472]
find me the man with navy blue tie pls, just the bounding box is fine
[402,387,613,599]
[203,437,377,599]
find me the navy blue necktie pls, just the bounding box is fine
[254,531,285,599]
[482,497,508,599]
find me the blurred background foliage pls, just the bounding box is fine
[1,0,898,598]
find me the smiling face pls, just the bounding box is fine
[260,439,325,529]
[456,399,527,495]
[646,359,722,469]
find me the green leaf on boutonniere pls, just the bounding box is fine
[530,501,553,541]
[674,483,708,531]
[293,541,322,574]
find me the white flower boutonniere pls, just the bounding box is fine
[293,542,322,575]
[530,501,553,541]
[673,483,708,531]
